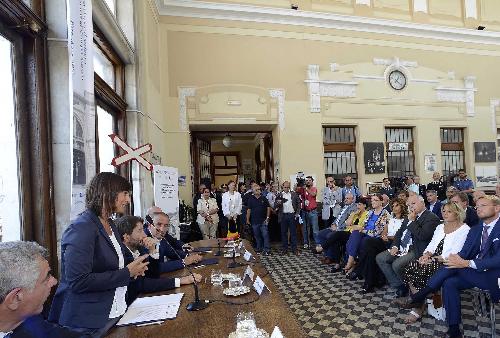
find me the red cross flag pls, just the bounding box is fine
[109,134,153,171]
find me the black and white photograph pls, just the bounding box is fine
[475,165,498,187]
[363,142,385,174]
[474,142,496,162]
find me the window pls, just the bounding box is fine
[93,25,127,177]
[103,0,116,15]
[0,0,57,265]
[441,128,465,177]
[385,127,415,178]
[0,34,19,242]
[323,127,357,184]
[97,106,117,173]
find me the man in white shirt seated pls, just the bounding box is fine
[0,241,87,338]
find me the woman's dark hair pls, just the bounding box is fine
[391,197,408,218]
[115,215,144,240]
[238,182,246,191]
[85,172,132,217]
[357,197,369,208]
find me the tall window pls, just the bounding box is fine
[93,25,127,175]
[323,127,357,184]
[0,34,19,242]
[385,127,415,178]
[441,128,465,177]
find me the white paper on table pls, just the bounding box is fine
[243,250,252,261]
[116,293,184,326]
[253,276,270,295]
[244,265,255,281]
[271,326,284,338]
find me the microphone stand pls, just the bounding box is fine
[213,239,222,256]
[227,248,242,269]
[150,223,208,311]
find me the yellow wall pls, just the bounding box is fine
[135,3,499,205]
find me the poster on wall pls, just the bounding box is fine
[424,154,437,173]
[69,0,96,220]
[474,142,496,162]
[363,142,385,174]
[475,166,497,187]
[154,165,180,239]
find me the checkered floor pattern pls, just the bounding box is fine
[260,248,499,338]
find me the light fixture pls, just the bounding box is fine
[222,134,233,148]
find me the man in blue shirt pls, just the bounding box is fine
[246,184,272,255]
[453,169,474,194]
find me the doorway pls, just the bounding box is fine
[191,131,274,190]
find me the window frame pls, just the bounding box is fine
[323,126,358,185]
[440,127,465,178]
[0,1,57,269]
[93,24,128,180]
[385,127,416,178]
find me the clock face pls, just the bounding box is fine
[389,70,407,90]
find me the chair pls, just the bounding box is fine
[470,287,498,337]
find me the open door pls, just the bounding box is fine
[191,135,211,190]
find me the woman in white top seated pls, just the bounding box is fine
[399,201,470,323]
[221,180,242,237]
[197,187,219,239]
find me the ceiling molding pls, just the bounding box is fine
[155,0,500,47]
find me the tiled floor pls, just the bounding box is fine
[260,249,499,338]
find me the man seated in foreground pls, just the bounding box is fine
[0,241,88,337]
[404,195,500,338]
[115,215,201,304]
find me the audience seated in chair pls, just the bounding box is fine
[344,194,390,277]
[403,195,500,338]
[376,195,440,297]
[315,193,357,264]
[395,202,469,324]
[352,198,408,293]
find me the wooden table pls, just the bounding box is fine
[107,239,305,338]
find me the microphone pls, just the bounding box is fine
[213,238,222,256]
[145,215,209,311]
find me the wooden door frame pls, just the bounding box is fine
[211,152,241,185]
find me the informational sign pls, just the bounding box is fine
[424,153,437,173]
[243,250,252,262]
[244,265,255,281]
[154,166,180,238]
[388,143,408,151]
[69,0,95,220]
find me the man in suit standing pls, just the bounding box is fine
[376,195,440,296]
[0,241,88,338]
[407,195,500,338]
[426,190,443,220]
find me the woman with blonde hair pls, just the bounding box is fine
[396,201,470,323]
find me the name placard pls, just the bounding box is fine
[244,265,255,281]
[243,250,252,261]
[253,276,270,295]
[271,326,284,338]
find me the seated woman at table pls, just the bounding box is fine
[49,173,152,336]
[395,201,469,323]
[350,198,407,293]
[327,197,369,272]
[197,187,220,240]
[344,194,390,275]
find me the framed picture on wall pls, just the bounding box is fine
[363,142,385,174]
[474,142,496,162]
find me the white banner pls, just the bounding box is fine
[153,165,180,239]
[69,0,96,220]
